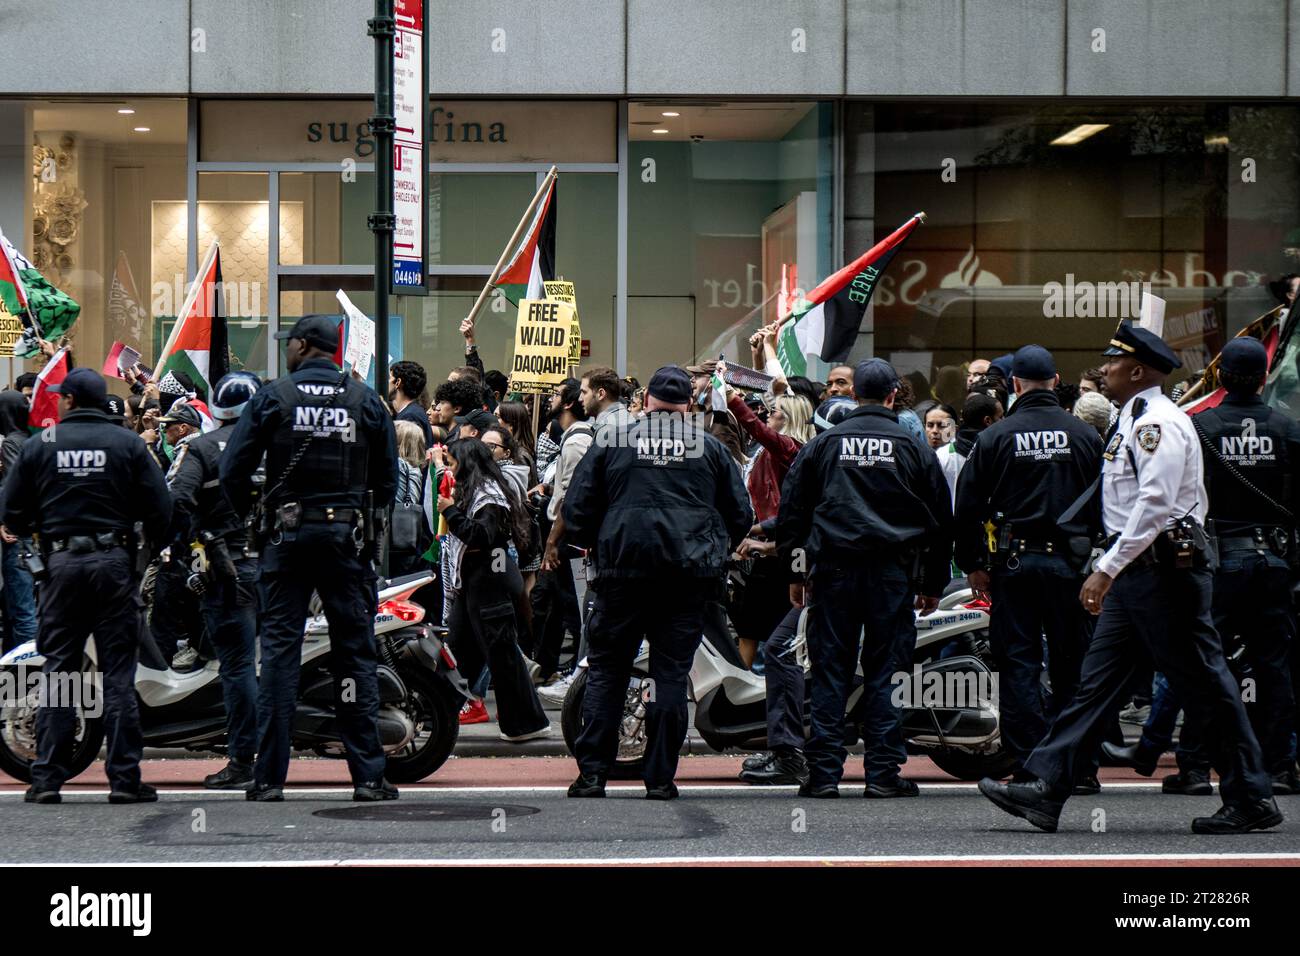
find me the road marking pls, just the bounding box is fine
[6,853,1300,868]
[0,782,1171,797]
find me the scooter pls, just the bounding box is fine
[0,572,470,784]
[559,588,1013,781]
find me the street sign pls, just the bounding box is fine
[391,0,427,294]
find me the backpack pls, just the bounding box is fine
[390,460,427,553]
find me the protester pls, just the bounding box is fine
[0,389,37,653]
[390,420,431,576]
[1073,389,1114,436]
[495,400,538,474]
[923,403,958,450]
[432,378,486,440]
[437,438,551,743]
[1079,366,1106,395]
[935,392,1002,503]
[966,358,991,390]
[389,360,434,448]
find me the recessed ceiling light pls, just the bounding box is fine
[133,126,151,133]
[652,128,669,135]
[661,111,680,117]
[117,108,135,115]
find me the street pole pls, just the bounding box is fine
[368,0,395,381]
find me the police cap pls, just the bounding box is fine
[48,367,108,409]
[274,314,340,352]
[1218,336,1268,379]
[1102,321,1182,374]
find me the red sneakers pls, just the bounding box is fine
[459,698,490,725]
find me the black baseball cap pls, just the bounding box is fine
[275,314,340,352]
[646,365,692,405]
[1219,337,1268,379]
[48,367,108,408]
[104,395,127,416]
[1012,344,1057,380]
[1103,321,1182,374]
[853,358,901,400]
[454,408,498,433]
[157,403,202,428]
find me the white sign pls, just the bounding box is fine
[391,0,425,293]
[1138,290,1166,339]
[336,290,376,380]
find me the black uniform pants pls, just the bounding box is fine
[806,556,915,787]
[1024,562,1272,807]
[1176,551,1296,775]
[576,577,712,787]
[256,523,385,787]
[32,547,143,792]
[201,556,259,765]
[764,605,806,752]
[988,553,1090,770]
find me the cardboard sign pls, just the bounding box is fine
[544,279,583,368]
[0,307,25,359]
[510,298,575,394]
[101,341,142,379]
[722,362,775,392]
[336,289,376,380]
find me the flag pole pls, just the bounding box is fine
[157,240,219,367]
[464,165,558,328]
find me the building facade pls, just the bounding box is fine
[2,0,1299,399]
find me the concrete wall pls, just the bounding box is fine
[0,0,1297,97]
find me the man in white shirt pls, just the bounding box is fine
[979,322,1280,835]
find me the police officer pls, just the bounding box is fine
[562,366,753,799]
[220,315,398,802]
[955,345,1104,787]
[979,323,1282,834]
[777,359,954,798]
[1105,337,1300,794]
[167,371,264,790]
[1,368,170,804]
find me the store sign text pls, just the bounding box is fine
[307,106,507,158]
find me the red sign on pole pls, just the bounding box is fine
[392,0,426,294]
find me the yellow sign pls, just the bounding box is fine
[510,298,575,394]
[0,302,24,358]
[543,280,582,367]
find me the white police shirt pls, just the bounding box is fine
[1094,385,1207,578]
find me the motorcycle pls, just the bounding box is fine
[559,587,1014,781]
[0,572,469,784]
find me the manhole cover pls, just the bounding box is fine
[313,802,541,822]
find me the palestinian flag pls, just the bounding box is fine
[421,466,455,563]
[156,242,229,399]
[29,346,70,431]
[0,226,80,357]
[777,212,925,379]
[492,178,557,307]
[709,362,728,412]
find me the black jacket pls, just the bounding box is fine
[953,388,1104,573]
[2,408,170,544]
[1191,394,1300,536]
[776,403,953,595]
[167,422,256,549]
[395,400,433,449]
[220,358,397,514]
[562,411,753,580]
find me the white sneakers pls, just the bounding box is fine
[499,723,552,743]
[537,671,577,707]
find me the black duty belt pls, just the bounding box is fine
[45,531,131,555]
[301,507,361,523]
[1219,526,1288,555]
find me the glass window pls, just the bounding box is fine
[845,102,1299,405]
[0,98,187,395]
[626,101,835,381]
[194,172,270,378]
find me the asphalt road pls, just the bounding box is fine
[1,757,1297,865]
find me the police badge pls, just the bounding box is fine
[1136,423,1162,452]
[1103,430,1124,461]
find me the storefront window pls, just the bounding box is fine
[627,101,835,381]
[0,98,187,391]
[845,102,1300,405]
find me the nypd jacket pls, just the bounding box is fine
[220,358,397,515]
[776,403,954,595]
[168,422,256,549]
[953,388,1104,573]
[1190,394,1300,536]
[2,408,171,544]
[562,411,753,581]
